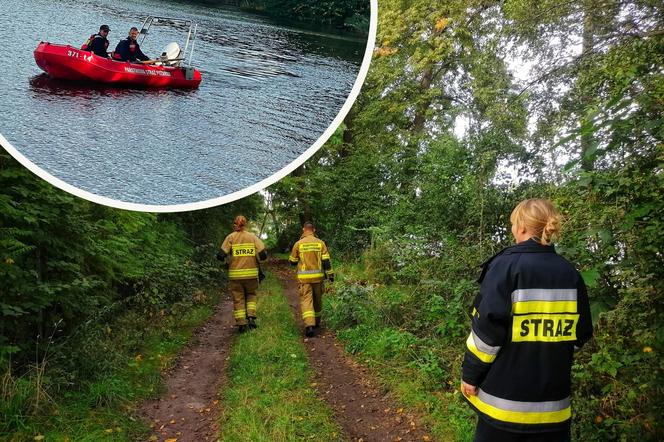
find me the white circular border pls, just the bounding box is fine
[0,0,377,213]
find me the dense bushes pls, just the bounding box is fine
[267,0,663,439]
[0,147,263,434]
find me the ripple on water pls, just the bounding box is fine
[0,0,365,205]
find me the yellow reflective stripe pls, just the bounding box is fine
[299,243,322,252]
[321,253,331,260]
[302,311,315,318]
[246,302,257,309]
[298,273,325,280]
[229,268,258,274]
[512,314,579,342]
[466,333,497,363]
[229,268,259,278]
[234,309,246,318]
[467,392,571,424]
[512,300,577,314]
[289,255,299,262]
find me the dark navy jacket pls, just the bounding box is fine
[85,34,109,58]
[461,239,593,433]
[113,38,149,62]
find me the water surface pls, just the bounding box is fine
[0,0,365,204]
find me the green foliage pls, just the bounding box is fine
[0,292,217,440]
[325,266,473,439]
[240,0,369,32]
[267,0,663,439]
[0,146,265,436]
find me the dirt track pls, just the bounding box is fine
[138,299,235,442]
[137,261,431,442]
[272,259,431,442]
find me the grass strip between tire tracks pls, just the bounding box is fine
[219,273,344,442]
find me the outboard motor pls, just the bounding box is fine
[160,42,181,66]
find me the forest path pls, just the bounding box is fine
[137,298,235,441]
[271,258,432,442]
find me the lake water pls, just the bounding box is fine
[0,0,366,205]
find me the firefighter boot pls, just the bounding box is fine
[238,325,247,334]
[305,326,315,337]
[248,316,258,329]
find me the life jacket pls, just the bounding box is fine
[81,34,96,50]
[81,34,109,52]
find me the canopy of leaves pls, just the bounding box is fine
[267,0,663,438]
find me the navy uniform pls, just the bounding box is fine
[113,37,149,62]
[462,239,593,438]
[82,26,110,58]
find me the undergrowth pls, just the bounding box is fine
[0,288,220,441]
[325,261,475,442]
[326,245,663,441]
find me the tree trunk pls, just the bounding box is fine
[580,0,596,172]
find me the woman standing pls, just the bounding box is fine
[461,199,593,441]
[217,215,267,333]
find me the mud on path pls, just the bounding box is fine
[137,297,236,442]
[271,258,432,442]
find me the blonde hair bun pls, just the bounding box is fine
[233,215,247,231]
[510,199,562,245]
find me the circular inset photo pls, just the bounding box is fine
[0,0,376,211]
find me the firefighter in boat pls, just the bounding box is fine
[113,27,150,63]
[289,222,334,337]
[217,216,267,333]
[461,199,593,441]
[82,25,111,58]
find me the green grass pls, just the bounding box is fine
[219,273,344,442]
[1,295,218,442]
[326,261,476,442]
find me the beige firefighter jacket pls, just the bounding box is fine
[221,230,266,280]
[289,232,333,283]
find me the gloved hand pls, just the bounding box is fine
[216,251,226,261]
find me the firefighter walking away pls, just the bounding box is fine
[289,221,334,337]
[217,215,267,333]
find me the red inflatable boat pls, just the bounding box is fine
[34,43,201,88]
[33,16,202,89]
